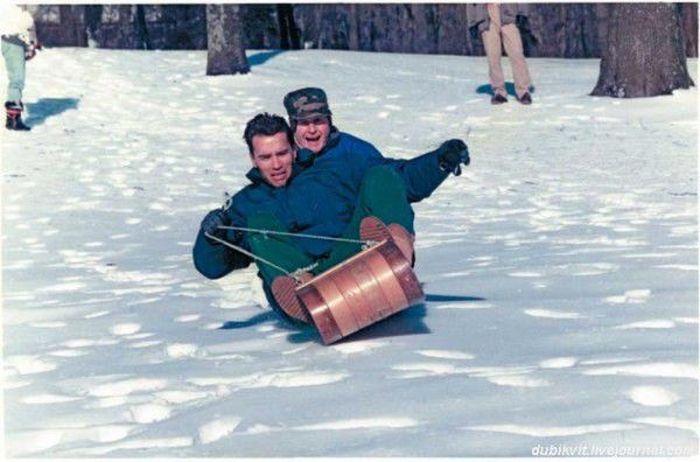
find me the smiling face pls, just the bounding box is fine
[250,131,296,188]
[294,116,331,154]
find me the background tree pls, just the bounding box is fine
[277,4,300,49]
[591,3,694,97]
[206,4,249,76]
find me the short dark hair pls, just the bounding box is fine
[243,113,294,154]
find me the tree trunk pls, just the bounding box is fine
[680,2,698,57]
[135,5,151,50]
[591,3,694,97]
[277,4,300,49]
[206,4,249,76]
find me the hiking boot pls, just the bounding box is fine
[271,274,313,324]
[491,94,508,105]
[5,101,30,131]
[516,92,532,105]
[359,216,415,264]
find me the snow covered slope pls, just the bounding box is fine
[2,48,698,457]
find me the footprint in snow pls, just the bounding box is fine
[62,338,119,348]
[5,429,64,456]
[486,375,550,388]
[523,308,583,319]
[110,323,141,336]
[582,362,698,379]
[605,289,651,304]
[85,396,128,409]
[4,355,57,375]
[88,377,168,397]
[539,357,578,369]
[464,422,641,437]
[508,271,543,278]
[125,332,155,340]
[331,339,388,355]
[416,350,474,360]
[614,319,676,330]
[165,343,199,359]
[48,349,89,358]
[128,403,172,424]
[435,301,493,310]
[626,385,681,407]
[173,313,202,323]
[293,416,419,431]
[187,370,349,389]
[84,310,110,319]
[29,321,66,328]
[20,393,83,404]
[154,390,209,404]
[197,416,242,444]
[391,362,465,378]
[128,340,163,349]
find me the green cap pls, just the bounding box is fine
[283,87,332,121]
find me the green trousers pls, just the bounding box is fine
[1,38,26,103]
[249,165,415,286]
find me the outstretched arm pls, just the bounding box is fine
[357,137,470,203]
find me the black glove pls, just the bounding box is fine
[201,209,230,240]
[437,139,470,176]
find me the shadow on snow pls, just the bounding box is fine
[25,97,80,126]
[248,50,286,67]
[220,291,487,345]
[476,81,536,96]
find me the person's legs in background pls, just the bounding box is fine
[2,39,29,130]
[482,26,508,103]
[501,23,533,104]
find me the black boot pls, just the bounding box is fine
[5,101,31,131]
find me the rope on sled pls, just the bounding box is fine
[217,225,376,245]
[204,231,316,281]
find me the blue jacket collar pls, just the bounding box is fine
[245,163,303,187]
[295,126,341,167]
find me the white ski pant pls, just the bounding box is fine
[2,38,26,103]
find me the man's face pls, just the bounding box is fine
[294,116,331,154]
[250,132,296,188]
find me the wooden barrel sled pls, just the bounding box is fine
[296,239,424,344]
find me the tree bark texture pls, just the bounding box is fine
[206,4,250,76]
[591,3,694,97]
[277,4,300,49]
[680,2,698,57]
[31,3,700,59]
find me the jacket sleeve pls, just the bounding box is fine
[395,147,450,202]
[192,206,252,279]
[353,137,449,203]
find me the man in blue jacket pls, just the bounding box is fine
[193,89,469,324]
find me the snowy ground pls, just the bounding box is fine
[1,48,698,457]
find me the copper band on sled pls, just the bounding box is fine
[296,239,424,345]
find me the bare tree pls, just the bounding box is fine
[277,4,300,49]
[591,3,693,98]
[206,4,249,76]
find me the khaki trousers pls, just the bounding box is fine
[482,23,531,98]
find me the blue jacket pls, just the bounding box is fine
[193,130,449,281]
